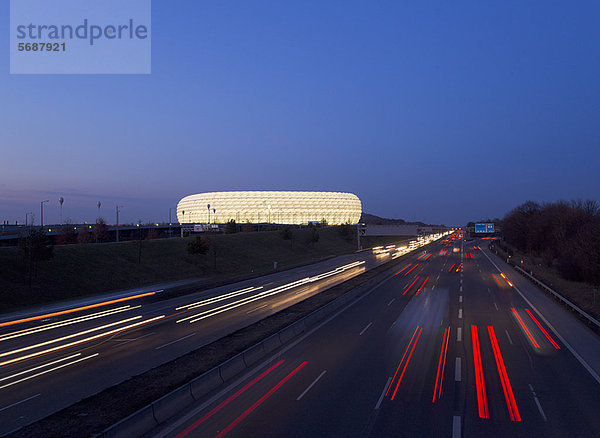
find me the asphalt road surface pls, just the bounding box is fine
[154,235,600,438]
[0,236,440,436]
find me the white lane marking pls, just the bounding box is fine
[453,415,461,438]
[459,286,463,292]
[528,383,547,421]
[459,295,463,303]
[246,304,268,314]
[155,332,196,350]
[505,330,514,345]
[460,278,463,284]
[455,357,461,381]
[494,302,499,311]
[360,322,373,336]
[118,332,155,346]
[480,248,600,385]
[375,376,393,410]
[436,275,440,281]
[441,269,444,272]
[0,393,41,413]
[458,309,462,319]
[388,298,395,306]
[432,285,436,291]
[487,288,491,292]
[457,327,462,342]
[296,370,327,401]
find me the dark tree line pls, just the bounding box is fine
[502,200,600,284]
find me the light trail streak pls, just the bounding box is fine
[0,316,142,359]
[215,362,308,438]
[395,264,412,275]
[416,277,429,295]
[391,328,422,400]
[488,326,521,421]
[0,306,137,342]
[0,292,156,328]
[525,309,560,349]
[387,326,419,397]
[511,308,540,348]
[177,262,364,324]
[175,360,285,438]
[432,326,449,402]
[0,354,81,383]
[492,274,502,287]
[0,315,164,367]
[471,325,489,418]
[403,276,420,296]
[500,273,513,287]
[0,353,99,390]
[175,287,263,311]
[404,264,419,276]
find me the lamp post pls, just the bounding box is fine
[169,207,175,238]
[40,200,49,228]
[97,201,101,220]
[212,208,216,226]
[207,204,211,225]
[59,197,64,224]
[25,212,33,227]
[116,205,123,242]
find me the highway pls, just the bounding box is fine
[0,234,442,436]
[154,233,600,438]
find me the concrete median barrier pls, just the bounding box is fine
[262,333,282,354]
[101,404,157,438]
[292,319,307,336]
[152,385,195,424]
[278,325,297,344]
[190,367,223,400]
[243,342,266,367]
[219,354,246,382]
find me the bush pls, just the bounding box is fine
[187,236,210,255]
[224,219,237,234]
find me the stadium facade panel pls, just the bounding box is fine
[177,191,362,225]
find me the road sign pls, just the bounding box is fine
[475,223,495,233]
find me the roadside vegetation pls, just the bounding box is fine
[497,199,600,318]
[0,226,406,313]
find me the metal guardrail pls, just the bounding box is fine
[490,243,600,331]
[512,264,600,330]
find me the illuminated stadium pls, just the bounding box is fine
[176,191,362,225]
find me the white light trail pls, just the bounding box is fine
[0,315,164,367]
[0,306,138,342]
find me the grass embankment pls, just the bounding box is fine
[9,249,405,438]
[491,242,600,320]
[0,228,405,313]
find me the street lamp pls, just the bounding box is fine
[25,212,33,227]
[212,208,216,226]
[40,200,49,227]
[207,204,211,225]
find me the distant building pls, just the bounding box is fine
[176,191,362,225]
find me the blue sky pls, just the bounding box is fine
[1,1,599,226]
